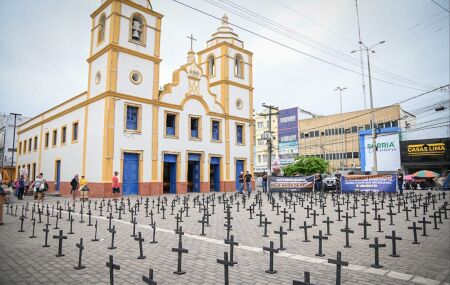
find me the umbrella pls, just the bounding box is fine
[404,175,414,181]
[412,170,439,178]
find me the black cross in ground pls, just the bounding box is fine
[142,268,157,285]
[274,226,287,251]
[328,251,348,285]
[418,217,431,237]
[298,220,312,242]
[74,238,86,270]
[385,230,402,257]
[263,241,279,274]
[53,229,67,257]
[369,237,386,268]
[135,231,146,259]
[217,251,235,285]
[172,227,188,275]
[293,271,315,285]
[224,235,238,264]
[408,222,422,244]
[323,217,334,236]
[106,255,120,285]
[313,230,328,257]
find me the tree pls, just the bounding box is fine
[282,156,328,176]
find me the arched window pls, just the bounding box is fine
[207,54,215,77]
[97,14,106,44]
[234,54,244,78]
[129,13,146,45]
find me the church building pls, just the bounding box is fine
[16,0,254,197]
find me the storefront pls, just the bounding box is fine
[400,137,450,174]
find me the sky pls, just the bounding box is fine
[0,0,449,128]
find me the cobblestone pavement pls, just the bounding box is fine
[0,190,449,285]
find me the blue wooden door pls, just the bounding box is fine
[211,157,220,192]
[55,160,61,191]
[164,154,177,194]
[169,162,176,194]
[235,160,244,190]
[123,153,139,195]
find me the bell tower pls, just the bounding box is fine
[83,0,163,185]
[198,15,254,190]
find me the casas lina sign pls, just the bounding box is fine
[407,143,445,156]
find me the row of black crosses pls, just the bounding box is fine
[7,189,449,285]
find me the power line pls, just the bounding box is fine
[171,0,432,91]
[430,0,450,13]
[295,85,448,134]
[209,0,435,90]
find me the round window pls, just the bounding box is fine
[235,98,243,110]
[130,70,142,84]
[95,71,101,85]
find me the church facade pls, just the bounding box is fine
[16,0,254,197]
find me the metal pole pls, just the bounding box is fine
[355,0,368,109]
[268,110,272,175]
[10,113,20,182]
[365,49,378,174]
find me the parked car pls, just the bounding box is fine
[323,176,339,191]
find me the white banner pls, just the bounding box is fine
[364,133,401,172]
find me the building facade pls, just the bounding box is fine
[254,108,278,175]
[0,114,30,182]
[16,0,254,197]
[298,105,415,172]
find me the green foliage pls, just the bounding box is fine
[282,156,328,176]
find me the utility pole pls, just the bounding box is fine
[334,87,347,169]
[10,113,21,182]
[354,0,368,109]
[352,41,385,174]
[260,104,279,176]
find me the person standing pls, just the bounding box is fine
[30,173,45,202]
[79,175,89,201]
[262,172,268,193]
[70,174,79,201]
[0,183,5,225]
[244,170,253,194]
[112,171,120,201]
[314,173,323,192]
[18,175,25,200]
[238,171,244,194]
[396,169,404,195]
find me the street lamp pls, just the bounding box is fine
[334,87,347,169]
[351,40,386,174]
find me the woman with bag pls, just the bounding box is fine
[79,175,89,201]
[70,174,79,201]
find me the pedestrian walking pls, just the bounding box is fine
[112,171,120,201]
[262,172,268,193]
[396,169,404,195]
[18,175,25,200]
[70,174,79,201]
[79,175,89,201]
[0,183,5,225]
[238,172,244,193]
[244,170,253,194]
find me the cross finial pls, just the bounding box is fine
[187,33,197,50]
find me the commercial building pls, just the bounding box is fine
[298,104,415,172]
[0,114,30,182]
[254,109,278,175]
[16,1,254,197]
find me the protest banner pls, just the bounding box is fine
[269,176,315,192]
[341,174,396,193]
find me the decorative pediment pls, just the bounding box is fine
[159,49,224,114]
